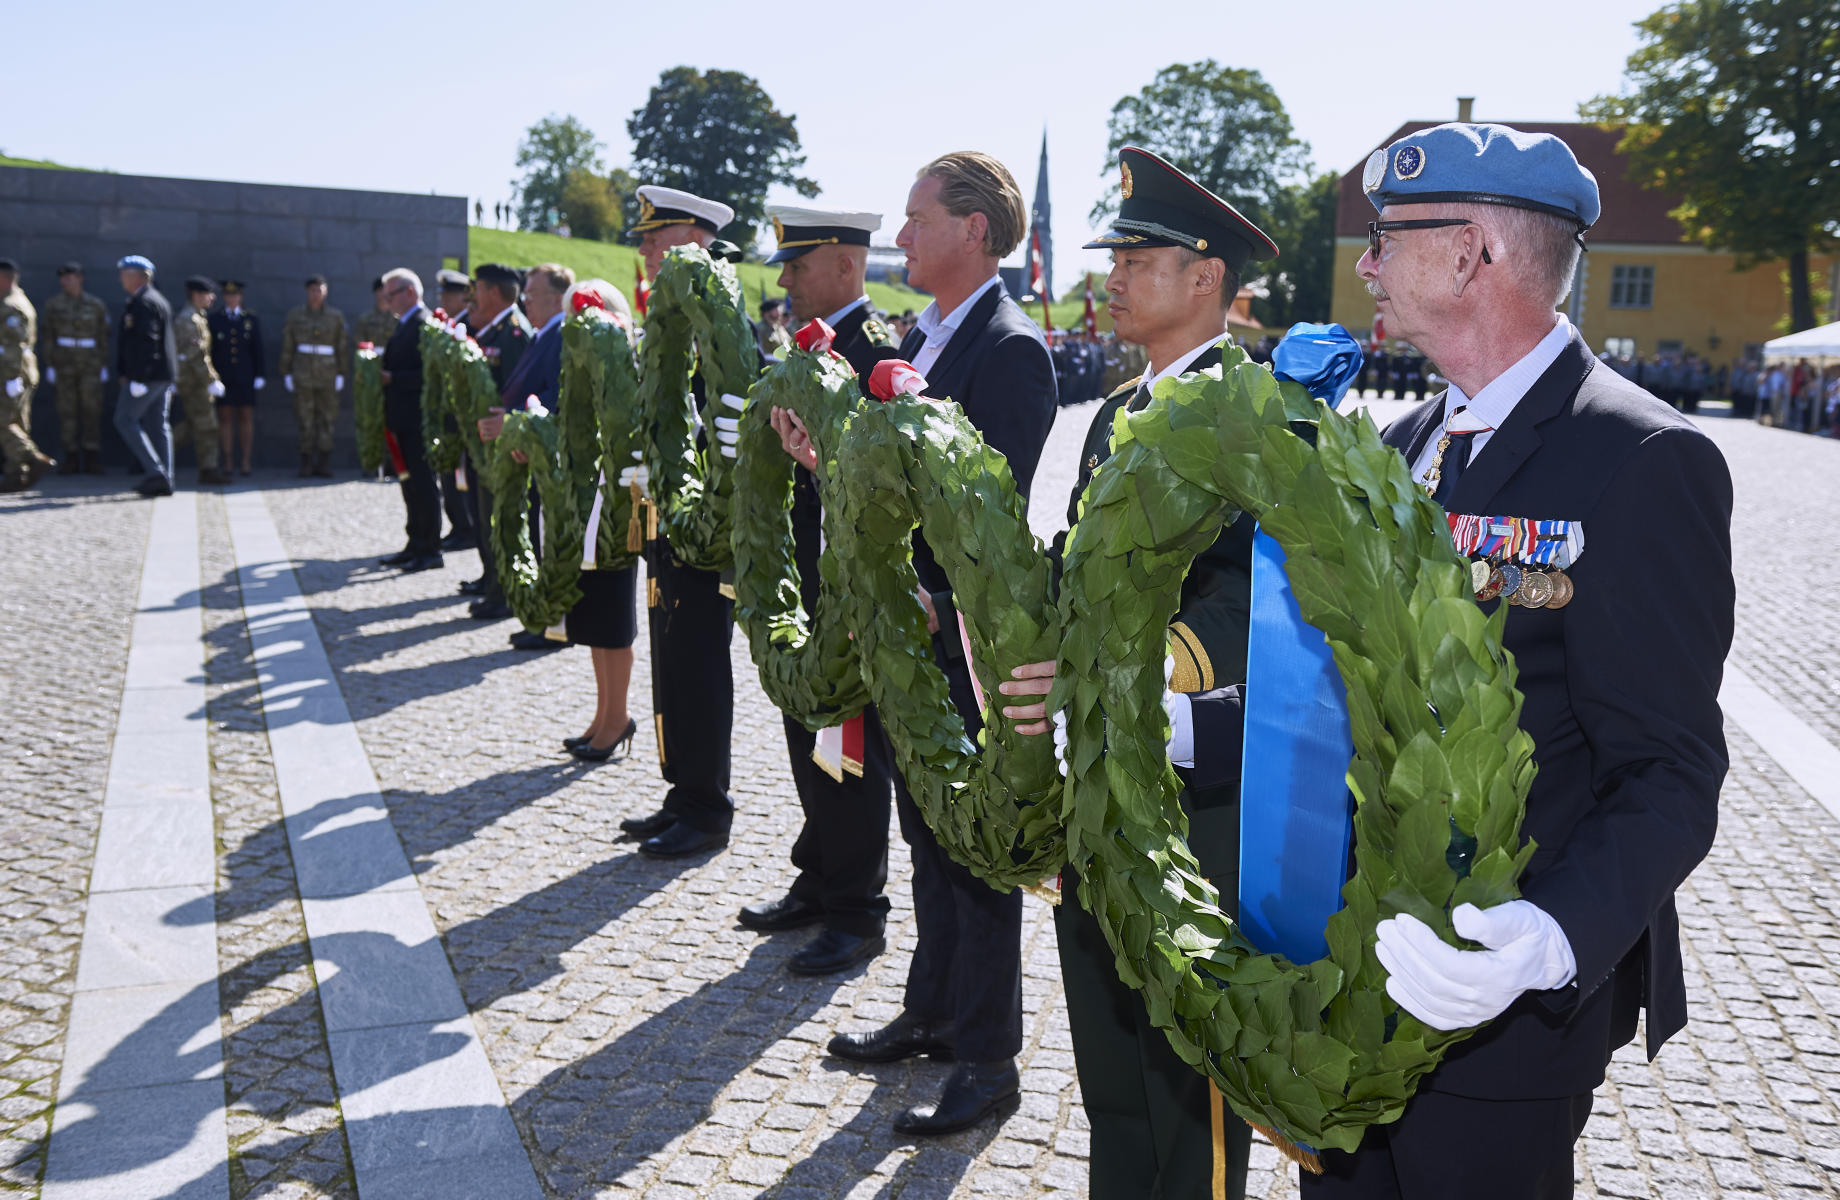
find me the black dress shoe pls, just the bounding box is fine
[440,530,477,551]
[509,629,560,651]
[570,718,637,762]
[134,473,173,497]
[892,1061,1020,1136]
[619,809,674,838]
[458,577,486,595]
[469,599,512,620]
[828,1012,956,1064]
[400,553,444,573]
[380,548,416,567]
[738,895,824,933]
[789,929,885,976]
[638,822,728,859]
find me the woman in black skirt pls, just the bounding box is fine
[561,279,639,762]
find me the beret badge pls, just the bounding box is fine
[1393,144,1426,182]
[1362,148,1387,194]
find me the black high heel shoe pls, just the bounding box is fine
[563,734,592,751]
[570,717,637,763]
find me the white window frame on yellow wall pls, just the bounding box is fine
[1610,264,1656,310]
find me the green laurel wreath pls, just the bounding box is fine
[418,321,463,474]
[427,330,501,471]
[638,246,759,571]
[487,405,584,632]
[352,349,386,473]
[731,342,1535,1153]
[564,308,646,571]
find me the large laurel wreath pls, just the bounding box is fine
[352,349,386,473]
[729,342,1535,1155]
[419,321,464,474]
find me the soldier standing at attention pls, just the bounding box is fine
[114,254,179,497]
[175,277,230,485]
[0,259,55,492]
[279,275,349,477]
[40,262,110,474]
[209,281,265,475]
[355,277,397,352]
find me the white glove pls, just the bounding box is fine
[714,415,741,459]
[335,375,344,391]
[616,450,650,498]
[99,367,109,382]
[1163,690,1195,768]
[1051,709,1069,779]
[128,381,148,399]
[207,381,225,399]
[1375,901,1577,1031]
[44,367,55,384]
[254,376,266,390]
[283,375,294,393]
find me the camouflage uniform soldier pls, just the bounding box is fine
[0,259,55,492]
[279,275,349,476]
[176,276,231,484]
[40,262,110,473]
[354,276,397,351]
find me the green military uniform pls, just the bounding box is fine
[354,305,396,353]
[1102,338,1148,396]
[279,301,350,472]
[1,280,52,489]
[1045,146,1282,1200]
[40,277,110,464]
[174,294,223,475]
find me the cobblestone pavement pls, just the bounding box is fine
[4,408,1839,1198]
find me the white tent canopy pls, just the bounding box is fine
[1762,321,1840,363]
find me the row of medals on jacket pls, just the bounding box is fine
[1422,427,1575,611]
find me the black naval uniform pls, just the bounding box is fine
[1052,345,1255,1200]
[644,349,770,840]
[780,300,901,937]
[469,308,533,607]
[1304,333,1733,1199]
[114,283,179,482]
[208,305,265,407]
[381,306,439,557]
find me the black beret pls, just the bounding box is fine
[58,261,85,276]
[473,262,521,289]
[305,273,327,287]
[0,259,18,273]
[185,275,218,294]
[371,276,386,291]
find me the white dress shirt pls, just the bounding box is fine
[398,301,425,325]
[910,274,1004,377]
[1138,332,1235,406]
[1409,314,1573,483]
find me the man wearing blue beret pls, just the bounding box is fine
[114,255,180,497]
[1306,121,1735,1198]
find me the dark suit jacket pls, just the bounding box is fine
[501,316,563,411]
[381,306,427,434]
[1382,332,1732,1099]
[208,307,265,392]
[116,284,176,384]
[896,284,1057,600]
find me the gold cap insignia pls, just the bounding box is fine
[772,216,785,241]
[1120,161,1134,199]
[639,196,656,223]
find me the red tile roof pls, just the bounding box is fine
[1335,121,1686,245]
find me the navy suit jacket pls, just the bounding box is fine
[381,307,426,434]
[1381,333,1732,1098]
[897,284,1057,599]
[502,317,563,411]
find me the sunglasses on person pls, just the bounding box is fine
[1367,219,1493,264]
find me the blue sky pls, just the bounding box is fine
[12,0,1662,283]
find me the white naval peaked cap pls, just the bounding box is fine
[764,205,882,263]
[631,185,736,235]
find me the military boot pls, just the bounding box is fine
[312,451,333,478]
[59,456,81,475]
[297,453,313,478]
[84,450,104,474]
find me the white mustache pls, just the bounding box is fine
[1365,281,1389,301]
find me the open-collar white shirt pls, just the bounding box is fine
[911,273,1004,377]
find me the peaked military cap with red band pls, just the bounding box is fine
[1084,146,1278,273]
[628,185,736,238]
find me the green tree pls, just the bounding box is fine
[1254,171,1340,328]
[1583,0,1840,332]
[513,115,604,233]
[1092,60,1310,236]
[626,67,818,252]
[560,166,638,242]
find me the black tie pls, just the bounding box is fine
[1432,422,1477,509]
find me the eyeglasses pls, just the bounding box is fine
[1367,219,1493,264]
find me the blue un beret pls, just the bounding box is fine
[117,254,156,272]
[1364,123,1600,230]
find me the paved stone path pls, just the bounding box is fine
[2,406,1838,1198]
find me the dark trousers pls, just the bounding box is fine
[1057,799,1248,1199]
[114,381,173,480]
[388,418,440,555]
[783,706,893,938]
[1301,1090,1593,1200]
[440,448,473,537]
[465,456,502,604]
[646,540,734,834]
[889,651,1022,1063]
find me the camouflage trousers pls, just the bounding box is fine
[172,384,221,470]
[293,381,338,455]
[1,383,48,478]
[52,359,105,451]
